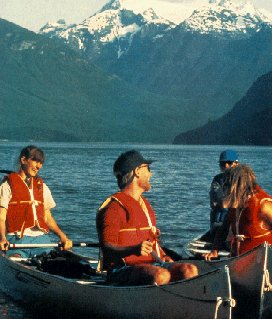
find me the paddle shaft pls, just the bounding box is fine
[8,242,100,249]
[151,250,165,264]
[0,170,14,174]
[9,244,166,261]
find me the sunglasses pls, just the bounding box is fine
[219,161,233,168]
[138,164,151,172]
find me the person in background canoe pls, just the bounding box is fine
[204,164,272,261]
[0,145,73,258]
[96,150,198,285]
[209,149,239,242]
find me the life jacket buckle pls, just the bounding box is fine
[235,234,245,241]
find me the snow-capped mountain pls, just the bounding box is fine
[182,0,272,37]
[40,0,272,59]
[38,0,272,131]
[40,0,175,59]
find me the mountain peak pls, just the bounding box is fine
[182,0,271,37]
[99,0,124,12]
[143,8,159,20]
[39,19,74,36]
[39,0,175,61]
[209,0,233,6]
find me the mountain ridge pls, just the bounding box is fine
[0,18,194,143]
[173,70,272,145]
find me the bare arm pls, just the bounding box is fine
[260,200,272,229]
[0,207,9,250]
[204,214,230,261]
[44,209,72,250]
[102,240,154,259]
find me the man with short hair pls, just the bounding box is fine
[209,149,239,240]
[97,150,198,285]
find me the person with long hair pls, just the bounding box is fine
[204,164,272,260]
[0,145,72,257]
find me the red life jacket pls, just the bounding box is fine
[6,173,49,236]
[97,192,163,268]
[228,185,272,255]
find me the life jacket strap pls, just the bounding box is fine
[119,226,152,233]
[9,200,43,206]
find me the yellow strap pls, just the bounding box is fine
[119,226,151,233]
[9,200,43,205]
[236,231,272,241]
[251,231,272,239]
[98,197,113,211]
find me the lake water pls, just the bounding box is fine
[0,141,272,318]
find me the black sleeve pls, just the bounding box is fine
[209,174,224,209]
[212,214,230,250]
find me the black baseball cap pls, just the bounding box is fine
[113,150,153,177]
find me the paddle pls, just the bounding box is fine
[0,170,14,174]
[8,242,100,249]
[162,246,223,261]
[151,250,165,264]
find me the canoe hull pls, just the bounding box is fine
[0,254,234,319]
[183,237,272,319]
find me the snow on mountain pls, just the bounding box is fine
[182,0,272,36]
[100,0,208,24]
[39,0,272,60]
[40,0,272,44]
[101,0,272,25]
[39,19,73,37]
[40,0,175,57]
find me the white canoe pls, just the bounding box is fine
[182,235,272,319]
[0,250,235,319]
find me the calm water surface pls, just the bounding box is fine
[0,142,272,318]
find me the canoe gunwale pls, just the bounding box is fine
[7,253,228,289]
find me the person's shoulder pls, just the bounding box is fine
[0,174,12,189]
[253,185,272,202]
[257,184,272,202]
[211,172,224,183]
[260,198,272,218]
[213,172,224,179]
[98,194,123,212]
[2,172,18,185]
[97,196,127,224]
[1,175,9,185]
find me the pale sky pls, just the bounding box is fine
[0,0,272,32]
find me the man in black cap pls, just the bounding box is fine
[96,150,198,285]
[209,149,239,241]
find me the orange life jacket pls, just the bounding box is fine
[97,192,163,268]
[228,185,272,255]
[6,173,49,236]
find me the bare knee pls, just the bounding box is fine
[129,264,170,285]
[154,267,171,285]
[169,263,198,282]
[183,263,198,278]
